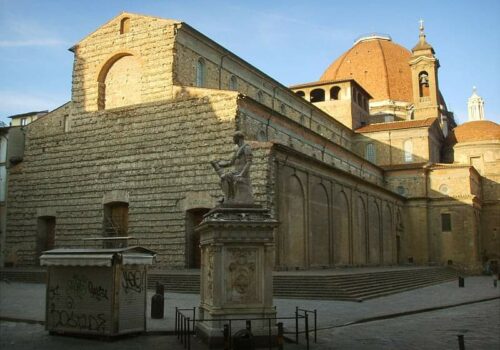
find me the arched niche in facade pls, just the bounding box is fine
[334,190,350,265]
[284,174,306,269]
[354,196,367,265]
[368,200,381,265]
[382,204,394,264]
[97,52,143,110]
[310,182,330,267]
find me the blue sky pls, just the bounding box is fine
[1,0,499,125]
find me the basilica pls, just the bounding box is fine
[1,13,498,273]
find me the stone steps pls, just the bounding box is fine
[273,267,458,300]
[1,267,458,301]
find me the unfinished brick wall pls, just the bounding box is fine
[71,14,178,114]
[6,91,259,266]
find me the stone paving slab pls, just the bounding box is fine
[1,276,499,349]
[1,276,498,332]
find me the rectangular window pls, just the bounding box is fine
[441,213,451,232]
[21,118,27,126]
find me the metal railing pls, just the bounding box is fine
[174,306,317,350]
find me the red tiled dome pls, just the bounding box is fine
[447,120,500,144]
[320,36,413,102]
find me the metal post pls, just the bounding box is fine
[295,306,299,344]
[314,309,317,343]
[268,318,272,350]
[182,317,187,348]
[193,307,196,330]
[305,312,310,350]
[224,324,230,350]
[277,322,284,350]
[457,334,465,350]
[229,320,232,350]
[175,307,178,336]
[186,317,191,350]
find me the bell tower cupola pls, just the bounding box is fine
[409,20,441,120]
[467,86,485,121]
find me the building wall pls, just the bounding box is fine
[173,25,352,150]
[290,80,370,130]
[5,90,250,266]
[354,127,432,166]
[71,14,177,114]
[274,149,403,269]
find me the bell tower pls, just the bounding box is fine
[409,20,440,120]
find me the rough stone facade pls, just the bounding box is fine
[3,13,498,272]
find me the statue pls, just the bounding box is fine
[211,131,254,205]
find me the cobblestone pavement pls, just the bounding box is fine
[1,276,499,349]
[311,299,500,350]
[1,299,499,349]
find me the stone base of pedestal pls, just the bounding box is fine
[195,308,277,347]
[195,205,278,347]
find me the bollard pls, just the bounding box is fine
[458,276,464,288]
[277,322,284,350]
[151,283,165,319]
[457,334,465,350]
[494,279,497,288]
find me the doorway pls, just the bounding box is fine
[185,208,209,268]
[37,216,56,262]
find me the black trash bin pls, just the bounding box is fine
[233,328,255,350]
[458,276,465,288]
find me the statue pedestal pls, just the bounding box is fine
[195,206,278,346]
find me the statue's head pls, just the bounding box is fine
[233,131,245,143]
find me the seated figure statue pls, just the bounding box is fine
[211,131,254,205]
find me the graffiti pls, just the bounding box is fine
[87,281,108,301]
[121,270,143,294]
[66,274,88,299]
[50,309,106,332]
[48,285,61,300]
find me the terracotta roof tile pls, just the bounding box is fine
[355,117,437,133]
[446,120,500,144]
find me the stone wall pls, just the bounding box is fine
[273,147,403,269]
[354,126,433,167]
[71,14,177,113]
[5,90,246,266]
[173,25,352,150]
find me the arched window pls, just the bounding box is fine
[120,17,130,34]
[229,75,237,90]
[330,86,341,100]
[295,91,305,98]
[310,89,325,102]
[196,58,205,87]
[403,139,413,162]
[418,71,430,97]
[365,143,376,163]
